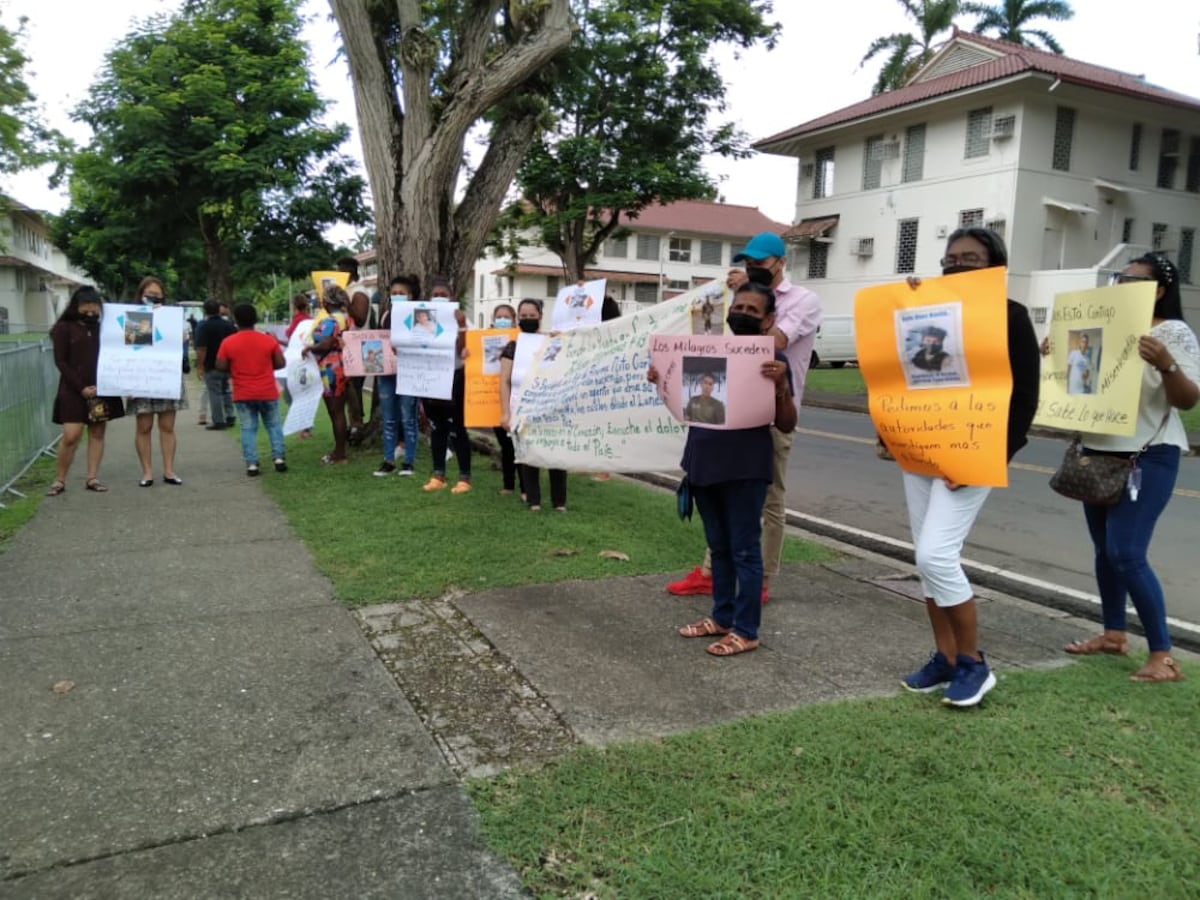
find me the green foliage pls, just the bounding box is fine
[53,0,367,301]
[860,0,962,94]
[962,0,1074,54]
[499,0,779,279]
[0,14,64,174]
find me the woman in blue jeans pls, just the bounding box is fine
[1064,253,1199,683]
[374,275,421,477]
[647,282,796,657]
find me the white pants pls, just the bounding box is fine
[902,472,991,607]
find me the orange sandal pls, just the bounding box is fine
[1064,635,1129,656]
[706,633,759,657]
[678,617,731,638]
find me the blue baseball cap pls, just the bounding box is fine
[733,232,786,262]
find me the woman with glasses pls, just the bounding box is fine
[897,228,1040,706]
[1062,254,1199,683]
[126,275,188,486]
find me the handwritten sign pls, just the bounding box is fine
[310,270,350,298]
[649,334,775,429]
[855,267,1011,487]
[511,293,694,472]
[1032,282,1154,436]
[96,304,184,399]
[342,330,395,377]
[464,328,517,427]
[390,300,458,400]
[550,279,605,332]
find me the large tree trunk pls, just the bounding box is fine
[199,214,234,304]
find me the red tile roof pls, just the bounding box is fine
[784,216,840,239]
[492,263,660,284]
[621,199,789,237]
[757,29,1200,152]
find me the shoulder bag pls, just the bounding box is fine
[1049,413,1169,505]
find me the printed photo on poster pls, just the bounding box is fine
[896,303,970,389]
[681,357,728,425]
[361,339,385,375]
[1066,328,1102,395]
[413,307,438,335]
[125,311,154,345]
[691,287,725,335]
[481,335,507,374]
[543,338,564,364]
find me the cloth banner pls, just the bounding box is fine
[342,330,396,377]
[855,267,1012,487]
[310,270,349,298]
[550,279,606,332]
[281,319,320,435]
[464,328,517,427]
[1032,282,1154,436]
[390,300,459,399]
[649,334,775,429]
[96,304,184,399]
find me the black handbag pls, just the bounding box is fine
[1048,440,1131,505]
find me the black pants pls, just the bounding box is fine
[522,465,566,509]
[493,426,521,491]
[426,369,471,479]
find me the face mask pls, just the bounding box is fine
[726,312,763,336]
[81,312,100,324]
[493,317,513,329]
[745,265,774,287]
[518,318,540,334]
[391,294,408,302]
[941,265,978,276]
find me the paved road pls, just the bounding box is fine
[787,406,1200,628]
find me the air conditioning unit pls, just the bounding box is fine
[991,115,1016,139]
[880,141,901,159]
[851,237,875,257]
[800,162,815,178]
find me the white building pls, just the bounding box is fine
[756,29,1200,323]
[0,200,92,333]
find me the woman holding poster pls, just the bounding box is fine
[304,285,351,465]
[1063,254,1199,683]
[126,276,188,488]
[647,282,796,657]
[898,229,1039,706]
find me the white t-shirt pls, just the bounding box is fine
[1085,318,1200,453]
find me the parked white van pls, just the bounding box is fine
[811,315,856,368]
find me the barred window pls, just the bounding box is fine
[606,236,628,258]
[1052,106,1075,171]
[896,219,920,274]
[1186,137,1200,193]
[636,234,660,261]
[902,123,926,183]
[964,107,992,158]
[1121,217,1134,243]
[807,241,828,279]
[959,209,984,229]
[668,236,691,263]
[634,282,658,303]
[813,147,835,199]
[700,240,722,265]
[862,134,884,190]
[1157,129,1180,189]
[1129,123,1142,171]
[546,276,560,296]
[1180,228,1195,284]
[1152,222,1167,251]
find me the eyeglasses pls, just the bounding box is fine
[939,253,987,267]
[1109,273,1153,285]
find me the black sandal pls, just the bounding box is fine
[85,479,109,493]
[46,482,66,497]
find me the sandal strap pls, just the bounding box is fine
[706,633,758,656]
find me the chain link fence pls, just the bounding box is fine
[0,339,59,504]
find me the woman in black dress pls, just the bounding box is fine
[47,286,125,495]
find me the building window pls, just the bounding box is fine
[1121,217,1134,243]
[1186,137,1200,193]
[1129,123,1142,170]
[807,241,828,279]
[699,239,722,266]
[1180,228,1195,284]
[667,279,689,291]
[1052,106,1075,171]
[546,276,560,296]
[1151,222,1167,251]
[896,219,919,274]
[1157,129,1180,189]
[633,282,657,303]
[813,147,835,199]
[668,236,692,263]
[606,236,628,258]
[902,123,926,183]
[959,209,984,229]
[862,134,884,190]
[965,107,993,158]
[478,274,485,297]
[984,218,1007,240]
[636,234,660,261]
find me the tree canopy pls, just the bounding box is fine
[53,0,367,302]
[0,14,62,176]
[962,0,1074,54]
[860,0,961,95]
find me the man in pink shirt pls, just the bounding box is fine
[667,232,822,602]
[216,303,288,477]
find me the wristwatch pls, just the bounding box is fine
[1160,362,1179,375]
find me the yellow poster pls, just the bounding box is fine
[855,267,1012,487]
[1032,282,1155,436]
[310,270,350,298]
[464,328,517,427]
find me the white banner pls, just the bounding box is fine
[281,319,321,435]
[550,278,606,332]
[390,300,458,400]
[511,292,697,472]
[96,304,184,399]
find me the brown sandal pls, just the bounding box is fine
[1064,635,1129,656]
[46,481,66,497]
[85,479,108,493]
[706,633,759,657]
[1130,657,1185,683]
[678,617,731,638]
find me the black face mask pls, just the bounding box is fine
[726,312,763,336]
[941,265,979,277]
[745,265,774,287]
[81,313,100,325]
[518,318,540,334]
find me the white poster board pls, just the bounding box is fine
[96,304,184,399]
[550,278,606,332]
[390,300,459,399]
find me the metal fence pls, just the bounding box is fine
[0,339,60,502]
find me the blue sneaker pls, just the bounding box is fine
[942,652,996,707]
[902,651,955,693]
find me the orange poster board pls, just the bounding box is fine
[854,267,1011,487]
[464,328,517,427]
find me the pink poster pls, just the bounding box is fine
[342,330,395,376]
[649,334,776,430]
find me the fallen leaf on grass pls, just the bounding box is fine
[598,550,629,562]
[52,681,75,694]
[550,548,578,557]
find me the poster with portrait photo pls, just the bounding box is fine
[481,334,508,375]
[896,303,970,389]
[1065,327,1102,396]
[124,310,154,346]
[681,356,728,426]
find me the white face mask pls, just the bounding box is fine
[391,294,408,302]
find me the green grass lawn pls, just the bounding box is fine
[469,656,1199,898]
[0,454,56,552]
[0,332,49,343]
[805,366,865,396]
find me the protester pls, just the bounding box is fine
[336,256,371,444]
[499,299,566,511]
[284,293,311,340]
[666,234,821,602]
[489,303,522,494]
[1062,253,1198,683]
[194,298,237,431]
[374,275,421,477]
[421,276,472,494]
[897,228,1039,706]
[46,286,124,495]
[127,276,189,487]
[216,303,287,477]
[648,282,796,657]
[304,285,351,465]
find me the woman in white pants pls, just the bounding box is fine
[898,228,1040,707]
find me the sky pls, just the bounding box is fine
[3,0,1198,233]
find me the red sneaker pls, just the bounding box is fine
[667,566,712,596]
[761,585,770,605]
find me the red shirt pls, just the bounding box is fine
[217,330,281,402]
[284,311,311,339]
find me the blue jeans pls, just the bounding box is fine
[1083,443,1179,652]
[235,400,285,466]
[693,479,769,641]
[378,376,418,466]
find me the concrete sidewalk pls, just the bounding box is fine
[2,414,1181,898]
